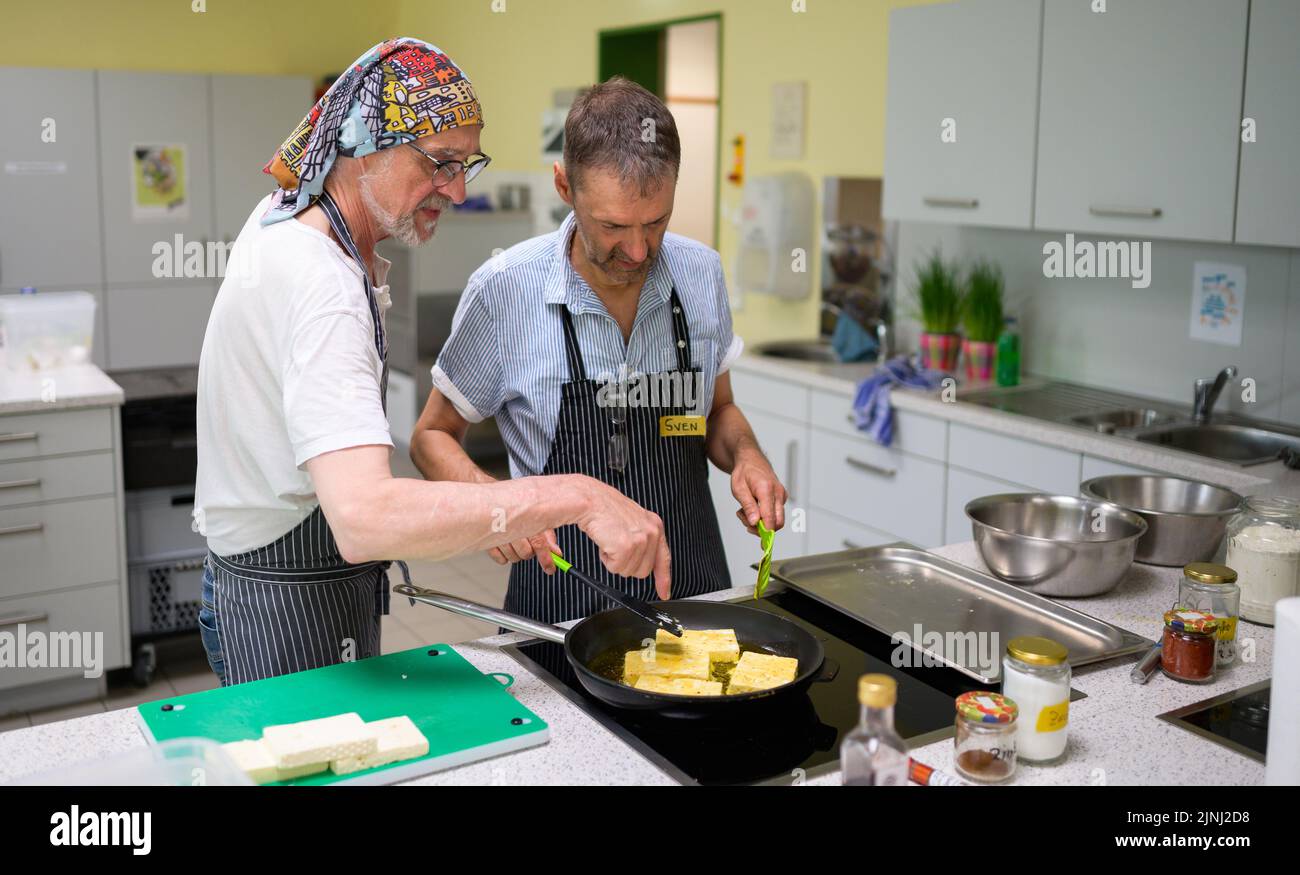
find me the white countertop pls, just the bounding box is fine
[0,542,1272,786]
[0,364,124,415]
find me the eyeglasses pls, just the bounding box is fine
[407,142,491,186]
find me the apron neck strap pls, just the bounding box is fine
[556,285,694,384]
[316,191,387,363]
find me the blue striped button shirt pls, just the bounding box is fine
[432,211,744,477]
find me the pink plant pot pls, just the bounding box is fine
[919,332,961,372]
[963,339,997,382]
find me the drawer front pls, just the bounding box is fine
[944,466,1029,546]
[810,388,948,461]
[806,508,901,555]
[948,423,1080,494]
[0,452,116,508]
[0,497,121,599]
[809,430,945,547]
[125,486,207,562]
[729,367,810,422]
[0,583,127,691]
[0,408,114,462]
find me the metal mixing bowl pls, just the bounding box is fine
[1079,475,1242,566]
[965,493,1148,597]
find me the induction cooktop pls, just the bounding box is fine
[1158,680,1271,763]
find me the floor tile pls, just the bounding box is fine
[380,615,424,655]
[163,664,221,696]
[102,674,178,712]
[29,699,106,726]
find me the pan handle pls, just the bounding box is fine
[393,582,568,645]
[814,657,840,684]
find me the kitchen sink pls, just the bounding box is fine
[753,338,844,363]
[1068,408,1173,433]
[1133,422,1300,466]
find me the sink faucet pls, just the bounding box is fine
[1193,366,1237,423]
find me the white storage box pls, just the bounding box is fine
[0,290,96,371]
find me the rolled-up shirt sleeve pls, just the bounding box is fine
[432,287,504,423]
[283,308,393,468]
[712,256,744,373]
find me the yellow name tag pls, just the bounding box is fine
[659,415,706,437]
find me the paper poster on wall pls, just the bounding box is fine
[770,82,806,160]
[1189,261,1245,347]
[131,144,188,221]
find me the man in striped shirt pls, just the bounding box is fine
[411,78,787,623]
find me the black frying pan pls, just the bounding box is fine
[393,583,838,719]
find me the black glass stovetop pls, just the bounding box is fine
[1159,680,1271,763]
[503,587,1025,785]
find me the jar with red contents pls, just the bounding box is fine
[1161,609,1219,684]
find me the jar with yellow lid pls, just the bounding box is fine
[1161,609,1219,683]
[1001,636,1070,764]
[1178,562,1240,666]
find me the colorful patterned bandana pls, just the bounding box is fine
[261,37,482,225]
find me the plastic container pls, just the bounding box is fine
[6,737,252,786]
[0,290,96,371]
[1226,496,1300,626]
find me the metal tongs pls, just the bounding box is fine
[550,551,684,637]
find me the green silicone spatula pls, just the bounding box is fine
[755,519,775,599]
[550,552,684,637]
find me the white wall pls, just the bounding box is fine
[894,222,1300,426]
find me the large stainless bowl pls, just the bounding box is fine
[965,493,1148,597]
[1079,475,1242,566]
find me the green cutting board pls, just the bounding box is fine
[136,644,549,785]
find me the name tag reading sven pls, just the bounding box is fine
[659,415,706,437]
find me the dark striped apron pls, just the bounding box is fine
[505,287,731,624]
[203,190,407,686]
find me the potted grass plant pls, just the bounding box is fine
[910,249,964,372]
[961,261,1004,382]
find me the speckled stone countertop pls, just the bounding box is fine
[0,364,124,415]
[730,354,1300,500]
[0,543,1273,786]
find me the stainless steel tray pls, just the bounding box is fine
[768,543,1151,683]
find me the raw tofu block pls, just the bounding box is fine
[275,761,327,781]
[634,675,724,696]
[623,641,711,683]
[330,716,430,776]
[657,628,740,664]
[726,651,799,694]
[262,712,378,769]
[223,739,279,785]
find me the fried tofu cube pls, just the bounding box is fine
[656,628,740,665]
[726,651,799,694]
[634,675,724,696]
[622,640,711,683]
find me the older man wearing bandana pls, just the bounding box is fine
[193,39,671,686]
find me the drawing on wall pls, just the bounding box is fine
[1189,261,1246,347]
[131,144,188,220]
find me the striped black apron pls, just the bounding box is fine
[505,287,731,624]
[204,191,407,686]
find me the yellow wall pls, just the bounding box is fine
[4,0,940,344]
[396,0,944,345]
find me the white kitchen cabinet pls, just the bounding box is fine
[96,71,216,285]
[105,283,216,370]
[1234,0,1300,248]
[211,74,313,242]
[948,422,1081,496]
[944,466,1027,546]
[1034,0,1248,242]
[809,388,947,461]
[0,68,104,292]
[882,0,1043,229]
[805,508,899,556]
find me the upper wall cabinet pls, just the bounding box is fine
[211,74,313,243]
[97,72,215,286]
[0,68,105,291]
[882,0,1043,229]
[1235,0,1300,248]
[1034,0,1247,243]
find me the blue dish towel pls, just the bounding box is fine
[830,312,879,363]
[852,356,947,446]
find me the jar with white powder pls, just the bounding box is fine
[1226,497,1300,626]
[1001,636,1070,765]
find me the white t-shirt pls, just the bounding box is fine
[193,195,394,556]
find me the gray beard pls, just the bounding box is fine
[360,176,448,247]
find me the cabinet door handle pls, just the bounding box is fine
[845,455,897,478]
[0,522,43,537]
[1088,204,1162,219]
[0,432,38,444]
[785,440,799,504]
[923,197,979,209]
[0,478,40,490]
[0,611,48,628]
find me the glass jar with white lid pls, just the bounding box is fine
[1225,496,1300,625]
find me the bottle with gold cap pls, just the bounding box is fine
[1178,562,1240,666]
[840,673,909,786]
[1001,636,1071,765]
